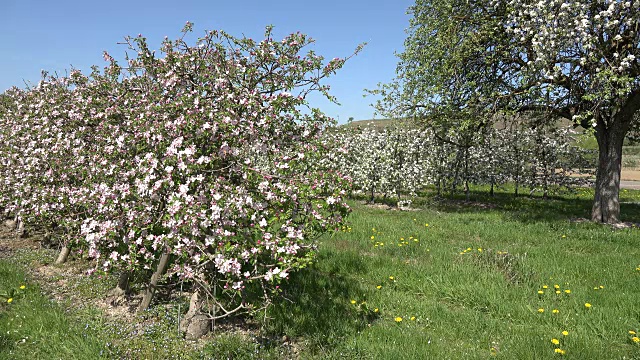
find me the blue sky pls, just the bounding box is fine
[0,0,415,123]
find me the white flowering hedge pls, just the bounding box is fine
[0,24,358,323]
[325,121,594,202]
[323,125,431,202]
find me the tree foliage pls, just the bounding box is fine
[0,24,360,329]
[374,0,640,223]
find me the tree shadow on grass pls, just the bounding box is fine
[264,250,375,353]
[0,316,15,357]
[419,189,640,225]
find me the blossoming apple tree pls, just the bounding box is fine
[323,124,432,203]
[0,23,359,332]
[374,0,640,223]
[323,121,594,202]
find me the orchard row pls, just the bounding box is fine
[325,122,594,203]
[0,25,357,336]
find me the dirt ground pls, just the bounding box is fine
[621,169,640,181]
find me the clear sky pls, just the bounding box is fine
[0,0,415,123]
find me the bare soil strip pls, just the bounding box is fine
[621,169,640,182]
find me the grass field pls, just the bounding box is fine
[1,187,640,359]
[0,259,110,359]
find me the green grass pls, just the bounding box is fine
[574,132,599,150]
[623,146,640,156]
[265,187,640,359]
[2,187,640,359]
[0,249,289,359]
[0,259,111,359]
[623,154,640,169]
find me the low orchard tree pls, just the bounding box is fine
[324,123,431,204]
[323,119,594,201]
[0,76,104,260]
[79,24,358,333]
[0,23,360,338]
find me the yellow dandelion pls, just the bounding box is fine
[538,308,544,313]
[562,331,568,336]
[372,228,376,231]
[370,236,375,240]
[400,237,404,241]
[564,289,571,294]
[594,287,598,290]
[630,330,637,335]
[555,290,561,294]
[425,223,429,227]
[585,303,592,309]
[19,285,25,290]
[376,285,382,289]
[554,284,560,289]
[394,317,403,322]
[552,309,559,314]
[599,285,604,289]
[7,298,13,303]
[561,235,566,238]
[410,316,416,321]
[389,276,394,280]
[633,337,640,343]
[350,300,356,304]
[374,308,379,313]
[542,285,548,289]
[554,348,566,355]
[551,338,560,345]
[538,290,544,295]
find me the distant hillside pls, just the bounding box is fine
[347,116,595,135]
[343,118,410,128]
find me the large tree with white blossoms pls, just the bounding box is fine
[375,0,639,223]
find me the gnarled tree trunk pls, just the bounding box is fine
[55,245,71,264]
[180,289,210,340]
[107,271,131,297]
[105,271,132,306]
[591,119,627,223]
[137,250,170,313]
